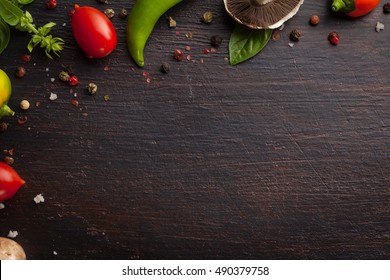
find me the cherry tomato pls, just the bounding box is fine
[0,162,25,202]
[332,0,380,17]
[71,5,117,58]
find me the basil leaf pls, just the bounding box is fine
[18,0,35,5]
[0,0,24,26]
[229,23,273,65]
[0,17,10,54]
[8,0,34,8]
[15,11,35,32]
[38,22,56,36]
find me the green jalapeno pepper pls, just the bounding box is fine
[0,69,15,120]
[126,0,183,67]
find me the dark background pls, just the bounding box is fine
[1,0,389,259]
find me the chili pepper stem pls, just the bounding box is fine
[0,104,15,118]
[332,0,347,12]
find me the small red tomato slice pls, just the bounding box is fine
[71,5,117,58]
[0,162,25,202]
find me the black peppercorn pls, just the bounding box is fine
[289,29,302,42]
[201,11,213,24]
[0,122,7,132]
[384,3,390,14]
[104,8,115,19]
[160,62,170,73]
[15,66,26,78]
[119,8,128,19]
[309,15,320,26]
[3,156,14,165]
[87,83,98,95]
[173,49,184,61]
[210,35,222,47]
[59,70,70,82]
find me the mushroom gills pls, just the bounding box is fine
[224,0,305,29]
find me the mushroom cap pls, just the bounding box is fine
[224,0,305,29]
[0,237,26,260]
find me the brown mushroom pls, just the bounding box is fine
[223,0,305,29]
[0,237,26,260]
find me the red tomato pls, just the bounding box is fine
[332,0,380,17]
[71,5,117,58]
[0,162,25,202]
[347,0,380,17]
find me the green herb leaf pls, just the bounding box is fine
[17,0,35,5]
[229,24,273,65]
[38,22,56,36]
[27,34,41,52]
[0,0,24,26]
[15,11,35,32]
[10,0,34,7]
[0,17,10,54]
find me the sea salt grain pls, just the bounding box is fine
[49,92,58,101]
[0,203,4,210]
[34,193,45,204]
[8,230,18,238]
[375,22,384,32]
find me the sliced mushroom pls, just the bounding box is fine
[224,0,305,29]
[0,237,26,260]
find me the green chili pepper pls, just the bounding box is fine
[0,69,15,119]
[126,0,183,67]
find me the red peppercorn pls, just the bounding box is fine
[46,0,57,9]
[203,48,210,54]
[330,36,339,45]
[328,32,340,45]
[173,49,184,61]
[21,54,31,62]
[68,9,75,17]
[68,75,78,86]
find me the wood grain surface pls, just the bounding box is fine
[0,0,389,260]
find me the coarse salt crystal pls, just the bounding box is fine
[288,43,295,48]
[49,92,58,101]
[50,78,55,83]
[0,203,5,210]
[375,22,384,32]
[53,251,58,255]
[8,230,18,238]
[34,193,45,204]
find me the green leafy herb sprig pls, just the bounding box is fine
[0,0,64,58]
[229,23,273,65]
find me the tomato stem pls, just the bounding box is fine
[332,0,355,13]
[332,0,346,12]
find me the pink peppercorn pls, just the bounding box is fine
[46,0,57,9]
[68,75,78,86]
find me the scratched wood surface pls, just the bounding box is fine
[0,0,389,260]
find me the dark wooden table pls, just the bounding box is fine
[1,0,389,260]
